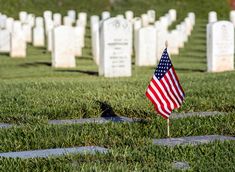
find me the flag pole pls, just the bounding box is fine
[165,40,170,138]
[167,118,170,137]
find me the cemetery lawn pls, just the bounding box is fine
[1,1,235,171]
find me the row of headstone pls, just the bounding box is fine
[1,10,88,67]
[89,10,195,77]
[0,13,26,57]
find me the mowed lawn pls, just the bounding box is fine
[0,1,235,171]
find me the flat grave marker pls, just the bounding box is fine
[0,146,108,159]
[153,135,235,147]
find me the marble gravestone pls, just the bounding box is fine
[101,11,110,20]
[135,26,157,66]
[45,19,54,52]
[207,21,234,72]
[74,26,83,57]
[78,12,87,27]
[168,30,180,55]
[0,15,7,29]
[67,10,76,23]
[133,18,142,54]
[208,11,217,23]
[10,21,26,58]
[53,13,62,27]
[169,9,177,23]
[43,10,52,21]
[91,22,100,65]
[147,10,156,23]
[63,16,73,27]
[0,29,10,53]
[125,10,134,22]
[22,23,32,43]
[33,17,44,47]
[52,26,76,68]
[99,17,132,77]
[6,17,14,33]
[19,11,27,24]
[141,14,149,27]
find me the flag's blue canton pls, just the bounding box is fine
[154,48,172,80]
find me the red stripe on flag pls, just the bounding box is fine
[148,84,171,115]
[160,77,179,108]
[169,68,184,102]
[153,75,175,110]
[146,89,170,118]
[163,73,181,108]
[168,69,184,103]
[151,78,173,112]
[171,66,185,96]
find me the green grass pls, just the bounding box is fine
[0,0,235,171]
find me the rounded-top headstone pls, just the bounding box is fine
[147,10,156,23]
[125,10,134,21]
[101,11,110,20]
[208,11,217,23]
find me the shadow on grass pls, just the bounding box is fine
[19,61,51,67]
[97,101,117,117]
[55,69,98,76]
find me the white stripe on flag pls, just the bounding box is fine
[150,81,171,114]
[147,88,169,117]
[165,72,182,106]
[153,75,174,110]
[161,77,180,108]
[169,68,184,101]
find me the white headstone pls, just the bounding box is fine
[169,9,177,22]
[101,11,110,20]
[75,21,85,47]
[53,13,62,27]
[188,12,196,26]
[156,24,168,61]
[147,10,156,23]
[52,26,76,68]
[91,22,100,65]
[208,11,217,23]
[43,11,52,21]
[0,29,10,53]
[6,18,14,32]
[207,21,234,72]
[167,30,180,55]
[125,11,134,21]
[74,26,83,57]
[19,11,27,24]
[99,17,132,77]
[10,21,26,58]
[35,17,44,27]
[133,18,142,53]
[0,15,7,29]
[63,16,73,26]
[27,14,35,27]
[141,14,149,27]
[78,12,87,26]
[67,10,76,23]
[45,19,54,51]
[33,26,45,47]
[22,24,32,43]
[135,26,157,66]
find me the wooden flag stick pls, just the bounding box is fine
[165,40,168,48]
[167,118,170,138]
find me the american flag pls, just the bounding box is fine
[146,48,185,119]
